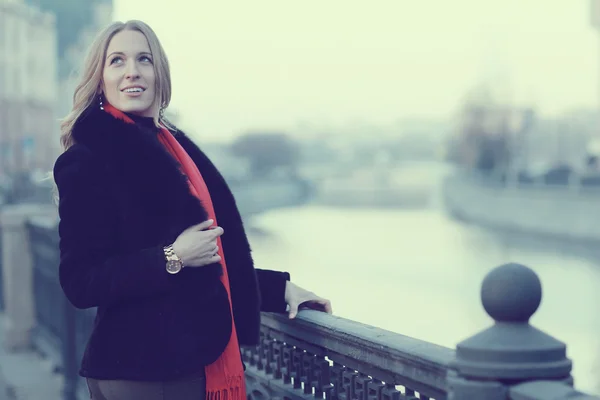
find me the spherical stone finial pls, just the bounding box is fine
[481,263,542,323]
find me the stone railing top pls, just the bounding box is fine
[0,204,57,227]
[259,309,454,398]
[27,213,59,230]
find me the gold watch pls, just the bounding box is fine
[163,244,184,274]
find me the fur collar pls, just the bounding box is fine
[72,106,211,242]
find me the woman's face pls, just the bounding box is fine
[102,30,157,117]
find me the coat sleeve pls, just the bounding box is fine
[255,269,290,313]
[54,144,180,309]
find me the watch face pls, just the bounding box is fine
[166,260,182,274]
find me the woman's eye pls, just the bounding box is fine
[140,56,152,63]
[110,57,123,65]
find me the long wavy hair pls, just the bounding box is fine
[60,20,173,150]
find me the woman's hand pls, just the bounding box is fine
[284,281,332,319]
[172,219,224,267]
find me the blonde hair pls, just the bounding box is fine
[60,20,173,150]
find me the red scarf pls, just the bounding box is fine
[103,103,245,400]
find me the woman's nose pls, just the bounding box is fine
[125,61,140,79]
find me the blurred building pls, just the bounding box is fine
[24,0,114,122]
[0,0,58,176]
[57,0,113,120]
[0,0,114,186]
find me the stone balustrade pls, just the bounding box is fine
[0,204,597,399]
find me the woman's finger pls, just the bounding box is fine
[191,219,213,231]
[318,298,333,314]
[298,298,332,314]
[288,302,299,319]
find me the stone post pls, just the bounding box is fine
[447,262,578,399]
[0,204,57,351]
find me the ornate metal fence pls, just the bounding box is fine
[242,312,452,400]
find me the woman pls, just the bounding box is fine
[54,20,331,400]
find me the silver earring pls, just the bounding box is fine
[159,105,165,119]
[99,95,104,110]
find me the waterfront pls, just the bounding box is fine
[247,204,600,395]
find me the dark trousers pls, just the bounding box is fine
[86,372,206,400]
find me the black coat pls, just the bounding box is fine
[53,106,289,381]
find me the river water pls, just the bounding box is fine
[246,202,600,395]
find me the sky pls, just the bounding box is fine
[113,1,600,141]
